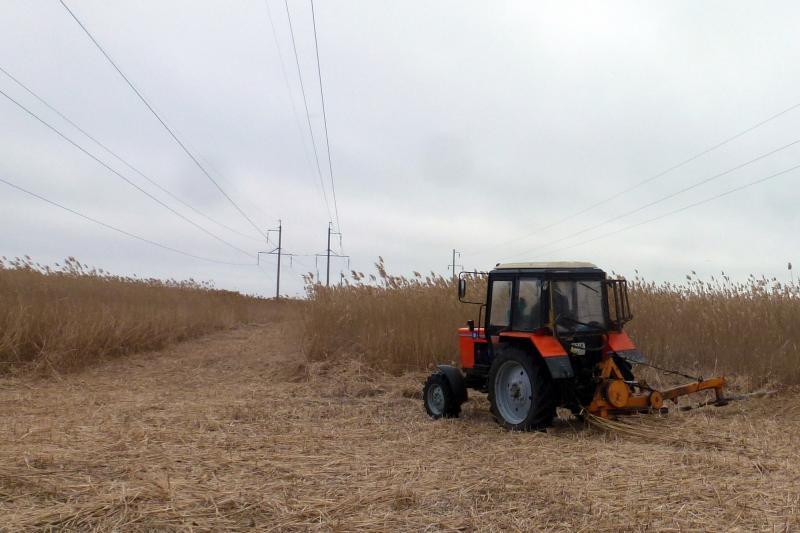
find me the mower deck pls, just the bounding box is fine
[587,355,726,419]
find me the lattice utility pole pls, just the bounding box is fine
[316,222,349,287]
[449,249,463,282]
[257,220,290,299]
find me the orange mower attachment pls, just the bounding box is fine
[585,352,726,419]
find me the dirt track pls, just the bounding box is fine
[1,321,799,531]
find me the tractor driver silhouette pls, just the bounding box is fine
[553,282,575,328]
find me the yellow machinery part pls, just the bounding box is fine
[587,355,725,419]
[604,379,630,408]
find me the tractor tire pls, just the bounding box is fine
[423,371,461,419]
[488,347,556,431]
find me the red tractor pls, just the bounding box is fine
[423,262,726,430]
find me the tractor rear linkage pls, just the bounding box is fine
[588,353,727,419]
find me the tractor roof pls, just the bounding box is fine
[490,261,605,276]
[494,261,598,270]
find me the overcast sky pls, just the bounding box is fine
[1,1,799,297]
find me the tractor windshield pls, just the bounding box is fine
[552,280,606,333]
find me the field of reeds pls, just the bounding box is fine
[7,253,795,385]
[2,308,798,531]
[303,258,473,373]
[2,256,800,530]
[304,259,800,386]
[0,256,284,373]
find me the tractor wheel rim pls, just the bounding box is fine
[427,383,445,415]
[494,360,532,425]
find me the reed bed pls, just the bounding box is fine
[626,272,800,386]
[303,258,478,373]
[1,320,798,531]
[0,256,285,374]
[304,260,800,385]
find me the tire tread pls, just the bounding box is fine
[423,372,461,419]
[488,346,556,431]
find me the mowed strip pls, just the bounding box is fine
[0,323,798,531]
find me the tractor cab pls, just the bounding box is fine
[456,262,637,385]
[423,261,726,431]
[477,261,631,344]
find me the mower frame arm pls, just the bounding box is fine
[659,376,727,403]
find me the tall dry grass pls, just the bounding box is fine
[626,271,800,386]
[303,258,477,373]
[0,256,286,373]
[304,260,800,386]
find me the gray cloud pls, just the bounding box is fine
[1,0,799,296]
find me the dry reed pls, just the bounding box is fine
[2,256,797,529]
[303,258,480,373]
[304,259,800,386]
[1,319,798,531]
[626,271,800,387]
[0,256,286,374]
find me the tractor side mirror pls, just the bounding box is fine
[458,278,466,299]
[467,319,475,331]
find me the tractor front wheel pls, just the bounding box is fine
[488,347,556,431]
[423,372,461,419]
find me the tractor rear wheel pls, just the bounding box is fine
[488,347,556,431]
[423,372,461,419]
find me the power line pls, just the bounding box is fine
[473,99,800,257]
[505,137,800,260]
[0,65,264,244]
[0,175,254,266]
[262,0,330,219]
[58,0,270,241]
[194,151,273,226]
[282,0,334,224]
[291,256,314,270]
[0,86,257,259]
[530,162,800,259]
[310,0,341,234]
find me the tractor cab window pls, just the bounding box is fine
[488,279,513,329]
[553,280,606,333]
[513,279,542,331]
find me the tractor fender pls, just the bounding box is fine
[607,331,646,363]
[529,335,574,379]
[436,364,467,405]
[498,333,575,379]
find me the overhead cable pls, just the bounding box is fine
[475,99,800,256]
[506,137,800,260]
[282,0,334,224]
[262,0,330,218]
[310,0,341,233]
[531,163,800,259]
[0,86,256,258]
[0,175,254,266]
[0,65,264,244]
[59,0,270,240]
